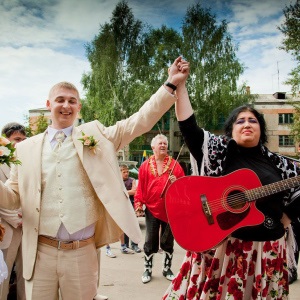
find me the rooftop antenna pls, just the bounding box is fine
[277,61,280,91]
[272,73,277,91]
[277,59,286,92]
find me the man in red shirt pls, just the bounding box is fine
[135,134,185,284]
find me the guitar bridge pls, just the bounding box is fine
[200,194,214,225]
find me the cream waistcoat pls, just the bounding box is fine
[39,136,102,236]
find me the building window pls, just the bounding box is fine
[279,135,294,146]
[278,113,293,124]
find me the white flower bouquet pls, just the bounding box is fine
[0,136,21,167]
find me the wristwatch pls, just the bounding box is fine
[164,81,177,92]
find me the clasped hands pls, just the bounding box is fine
[167,56,190,86]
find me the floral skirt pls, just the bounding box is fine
[163,236,289,300]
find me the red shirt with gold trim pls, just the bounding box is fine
[134,155,185,222]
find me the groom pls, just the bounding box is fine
[0,57,189,299]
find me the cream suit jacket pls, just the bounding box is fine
[0,165,9,183]
[0,86,176,280]
[0,165,14,249]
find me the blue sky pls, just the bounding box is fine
[0,0,298,130]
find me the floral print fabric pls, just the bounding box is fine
[163,236,288,300]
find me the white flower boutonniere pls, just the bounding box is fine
[0,136,21,167]
[78,132,99,154]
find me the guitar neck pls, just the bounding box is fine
[246,175,300,201]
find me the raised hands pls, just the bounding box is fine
[166,56,190,87]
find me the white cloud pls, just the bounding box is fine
[229,0,287,25]
[0,0,120,48]
[238,48,297,94]
[51,0,120,40]
[0,46,90,129]
[225,0,297,94]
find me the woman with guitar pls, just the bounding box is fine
[163,76,300,299]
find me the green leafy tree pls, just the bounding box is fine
[278,0,300,60]
[81,0,146,125]
[81,1,182,153]
[289,102,300,141]
[285,65,300,96]
[81,0,253,151]
[137,25,182,86]
[35,114,49,135]
[278,0,300,96]
[24,115,33,137]
[24,114,49,137]
[278,0,300,141]
[181,3,254,130]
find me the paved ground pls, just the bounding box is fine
[98,217,300,299]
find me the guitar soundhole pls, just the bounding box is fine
[216,190,250,230]
[227,190,246,209]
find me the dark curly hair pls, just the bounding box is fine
[224,105,268,145]
[1,122,26,139]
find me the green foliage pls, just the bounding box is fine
[138,26,182,84]
[24,114,48,137]
[279,0,300,96]
[180,3,254,129]
[23,115,33,137]
[35,114,49,135]
[289,101,300,141]
[278,0,300,60]
[279,0,300,141]
[81,0,252,146]
[284,65,300,96]
[0,136,21,167]
[81,0,147,125]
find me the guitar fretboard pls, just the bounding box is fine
[246,175,300,201]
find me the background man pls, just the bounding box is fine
[0,122,26,300]
[119,164,141,253]
[135,134,185,284]
[0,57,189,299]
[105,165,139,258]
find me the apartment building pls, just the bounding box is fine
[254,91,300,157]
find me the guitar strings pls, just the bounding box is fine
[199,191,251,213]
[195,178,297,213]
[175,176,300,215]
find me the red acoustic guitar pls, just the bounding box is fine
[165,168,300,252]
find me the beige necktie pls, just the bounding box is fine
[54,131,66,149]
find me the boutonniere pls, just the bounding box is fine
[0,136,21,167]
[78,132,99,154]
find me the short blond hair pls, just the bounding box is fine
[49,81,80,99]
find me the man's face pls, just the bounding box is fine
[121,168,129,180]
[46,87,81,129]
[8,132,26,147]
[152,138,168,157]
